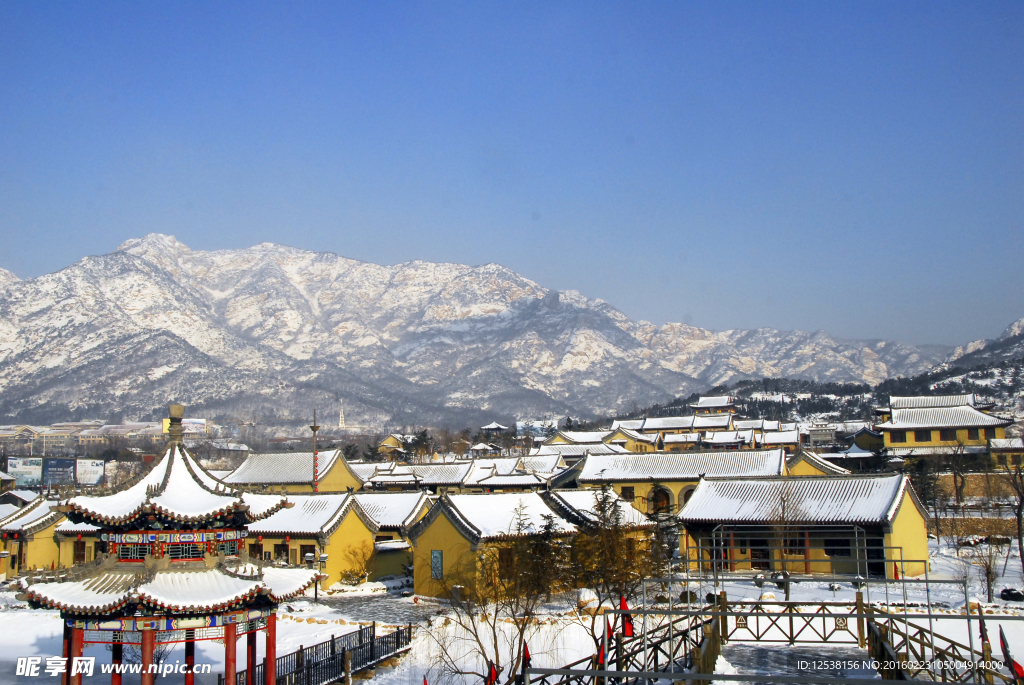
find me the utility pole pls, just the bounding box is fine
[310,410,320,492]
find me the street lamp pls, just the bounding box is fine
[305,552,329,602]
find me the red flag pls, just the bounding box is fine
[486,661,499,685]
[620,596,634,638]
[1001,627,1024,680]
[606,617,613,642]
[523,642,531,669]
[595,630,606,668]
[893,563,900,580]
[424,677,428,685]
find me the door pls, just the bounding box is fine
[749,538,769,570]
[73,541,86,566]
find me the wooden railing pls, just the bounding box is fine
[228,623,413,685]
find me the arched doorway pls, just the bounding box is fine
[680,487,696,506]
[650,487,673,514]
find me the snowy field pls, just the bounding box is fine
[5,540,1024,685]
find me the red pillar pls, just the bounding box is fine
[69,628,84,685]
[140,630,155,685]
[110,639,122,685]
[61,622,72,685]
[265,614,277,685]
[184,633,195,685]
[246,628,257,685]
[224,622,237,685]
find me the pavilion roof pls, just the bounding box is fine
[61,445,287,525]
[20,563,317,615]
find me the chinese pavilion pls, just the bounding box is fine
[18,405,319,685]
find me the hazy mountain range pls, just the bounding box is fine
[0,234,1012,427]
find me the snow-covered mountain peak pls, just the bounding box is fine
[1000,317,1024,341]
[0,267,18,286]
[0,236,966,425]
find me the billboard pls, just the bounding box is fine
[43,458,76,487]
[7,457,42,488]
[161,418,208,434]
[76,459,105,486]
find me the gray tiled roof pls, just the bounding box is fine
[576,449,786,483]
[224,450,342,484]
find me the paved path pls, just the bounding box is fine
[718,644,881,683]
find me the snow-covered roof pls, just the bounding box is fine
[575,449,787,483]
[361,462,474,487]
[663,432,700,444]
[223,449,342,485]
[22,565,318,614]
[518,454,568,473]
[354,492,431,530]
[0,503,19,521]
[693,415,733,429]
[413,492,576,543]
[638,417,696,431]
[691,396,734,408]
[247,493,365,536]
[531,444,629,457]
[549,430,611,444]
[62,446,286,525]
[481,422,508,431]
[886,446,988,457]
[876,406,1010,430]
[0,497,61,533]
[787,450,851,475]
[991,438,1024,450]
[756,430,801,445]
[544,489,651,529]
[55,519,101,534]
[608,428,657,443]
[7,490,38,503]
[701,430,753,445]
[469,443,496,451]
[0,470,13,482]
[679,474,922,526]
[609,419,645,431]
[889,394,977,410]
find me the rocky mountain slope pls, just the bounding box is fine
[0,235,956,426]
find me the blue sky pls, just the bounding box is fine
[0,2,1021,346]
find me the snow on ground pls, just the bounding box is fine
[6,541,1024,684]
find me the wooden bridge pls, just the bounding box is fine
[226,623,413,685]
[525,593,1024,684]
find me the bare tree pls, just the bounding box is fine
[1004,463,1024,576]
[768,483,809,600]
[565,487,656,649]
[965,544,1003,603]
[423,507,569,685]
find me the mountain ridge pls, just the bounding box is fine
[0,234,981,426]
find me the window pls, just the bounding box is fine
[940,429,956,442]
[914,430,932,443]
[300,545,317,564]
[620,487,635,502]
[375,534,395,542]
[167,544,205,560]
[217,541,240,556]
[274,544,289,562]
[431,550,444,580]
[967,428,979,441]
[248,544,263,558]
[785,538,805,556]
[498,547,514,579]
[824,539,851,557]
[117,544,151,560]
[985,428,997,440]
[890,431,906,443]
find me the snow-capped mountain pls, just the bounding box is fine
[0,235,955,426]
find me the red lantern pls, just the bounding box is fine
[77,534,82,541]
[285,536,290,542]
[258,536,263,542]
